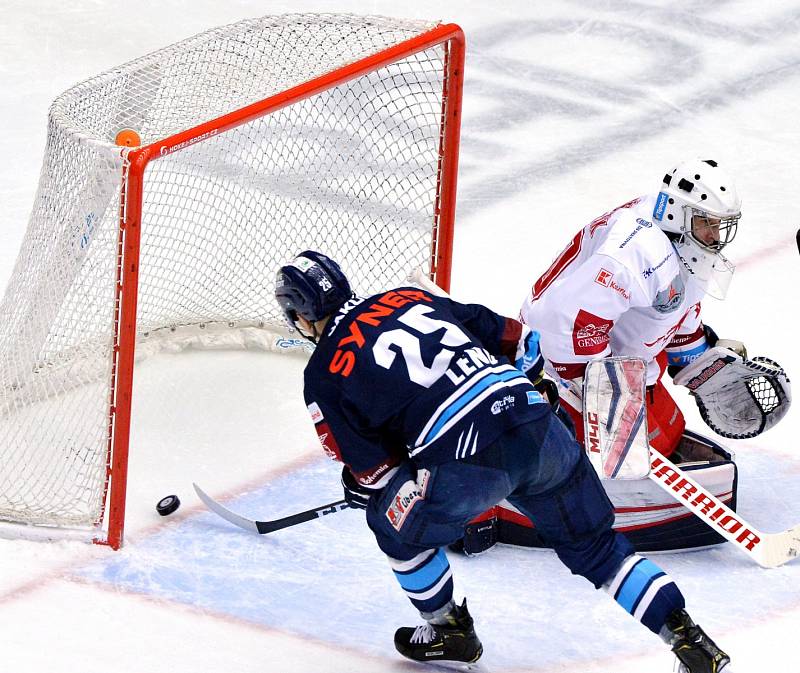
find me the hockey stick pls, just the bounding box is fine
[193,483,351,535]
[585,357,800,568]
[646,451,800,568]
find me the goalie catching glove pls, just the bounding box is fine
[673,346,791,439]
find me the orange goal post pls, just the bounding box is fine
[0,14,464,549]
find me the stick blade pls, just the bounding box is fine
[759,523,800,568]
[193,482,259,533]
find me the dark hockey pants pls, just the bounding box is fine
[366,413,636,611]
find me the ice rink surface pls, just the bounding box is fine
[1,1,800,671]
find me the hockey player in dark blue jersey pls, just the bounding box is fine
[275,250,730,673]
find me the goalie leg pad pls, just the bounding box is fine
[492,437,738,553]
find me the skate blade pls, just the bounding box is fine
[428,660,487,672]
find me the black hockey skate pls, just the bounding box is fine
[394,599,483,666]
[665,608,730,673]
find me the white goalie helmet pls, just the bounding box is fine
[652,158,741,299]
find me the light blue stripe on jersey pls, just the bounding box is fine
[418,368,529,446]
[615,558,665,614]
[393,548,450,592]
[667,341,709,366]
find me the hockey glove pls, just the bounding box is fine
[535,377,576,438]
[341,466,373,510]
[673,346,791,439]
[515,328,544,385]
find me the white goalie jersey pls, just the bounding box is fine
[521,195,707,385]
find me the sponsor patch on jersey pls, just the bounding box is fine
[307,402,341,459]
[642,252,673,279]
[609,279,631,300]
[307,401,324,424]
[652,274,685,314]
[572,309,614,356]
[526,390,544,405]
[653,192,669,221]
[618,218,654,249]
[594,268,613,287]
[597,274,631,300]
[386,472,428,531]
[315,423,342,461]
[490,394,516,414]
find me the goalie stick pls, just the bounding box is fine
[193,483,350,535]
[647,450,800,568]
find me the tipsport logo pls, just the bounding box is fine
[653,192,669,221]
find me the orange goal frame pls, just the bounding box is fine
[100,24,465,549]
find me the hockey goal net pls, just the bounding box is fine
[0,14,464,548]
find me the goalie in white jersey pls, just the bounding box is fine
[459,159,789,557]
[521,158,745,458]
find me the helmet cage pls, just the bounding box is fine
[686,207,740,253]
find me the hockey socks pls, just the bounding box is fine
[389,548,454,614]
[604,554,685,634]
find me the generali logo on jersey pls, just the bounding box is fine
[572,309,614,356]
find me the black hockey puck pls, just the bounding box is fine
[156,494,180,516]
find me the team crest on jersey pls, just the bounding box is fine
[652,275,685,314]
[572,309,613,355]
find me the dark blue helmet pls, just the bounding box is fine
[275,250,352,326]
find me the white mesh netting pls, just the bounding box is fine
[0,14,455,533]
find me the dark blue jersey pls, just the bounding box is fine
[303,287,549,487]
